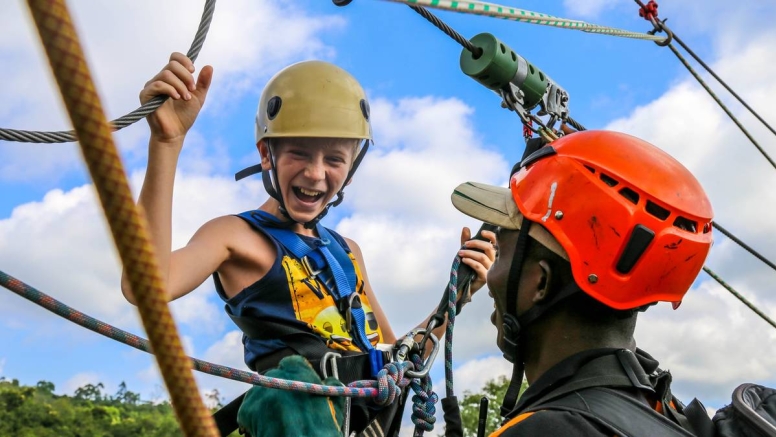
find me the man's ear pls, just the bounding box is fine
[532,260,553,304]
[258,140,272,170]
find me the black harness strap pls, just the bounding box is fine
[529,387,696,437]
[518,350,655,412]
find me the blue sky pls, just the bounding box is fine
[2,0,776,431]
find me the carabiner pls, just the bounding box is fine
[320,351,342,380]
[405,329,440,379]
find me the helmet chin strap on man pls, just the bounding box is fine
[262,139,371,229]
[499,214,585,417]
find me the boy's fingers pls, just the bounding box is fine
[169,52,194,72]
[195,65,214,98]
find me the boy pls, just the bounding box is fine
[122,52,496,435]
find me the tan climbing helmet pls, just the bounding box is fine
[255,60,372,144]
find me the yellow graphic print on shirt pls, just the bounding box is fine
[280,253,383,351]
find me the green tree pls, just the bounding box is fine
[74,382,105,402]
[456,375,528,437]
[0,378,184,436]
[36,380,56,396]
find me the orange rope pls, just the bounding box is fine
[25,1,218,435]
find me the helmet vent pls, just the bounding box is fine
[673,216,698,233]
[600,173,619,187]
[618,187,640,205]
[616,224,655,274]
[267,96,282,120]
[645,200,670,221]
[703,223,711,234]
[360,99,370,120]
[584,165,596,173]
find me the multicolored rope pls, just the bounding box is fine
[445,256,461,397]
[0,269,420,399]
[410,354,439,435]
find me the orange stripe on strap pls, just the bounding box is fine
[490,412,535,436]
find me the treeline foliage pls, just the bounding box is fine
[455,375,529,437]
[0,377,184,437]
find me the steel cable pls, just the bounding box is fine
[1,0,216,144]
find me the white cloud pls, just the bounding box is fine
[352,96,507,220]
[0,0,344,183]
[203,330,248,371]
[563,0,622,19]
[0,357,5,376]
[3,3,776,417]
[338,96,509,352]
[0,171,265,333]
[63,371,106,396]
[197,330,253,402]
[604,30,776,406]
[451,356,513,396]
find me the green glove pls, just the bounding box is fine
[237,355,346,437]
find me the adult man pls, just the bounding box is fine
[451,130,714,436]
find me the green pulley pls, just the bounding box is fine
[460,33,548,109]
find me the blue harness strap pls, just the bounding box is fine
[237,210,383,376]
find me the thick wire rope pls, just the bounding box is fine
[385,0,668,43]
[566,116,587,132]
[665,43,776,171]
[632,0,776,138]
[712,222,776,274]
[703,267,776,330]
[25,1,218,435]
[0,0,216,144]
[407,4,481,56]
[670,33,776,138]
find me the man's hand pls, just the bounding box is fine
[459,226,497,294]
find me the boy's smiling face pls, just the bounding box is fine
[261,137,358,225]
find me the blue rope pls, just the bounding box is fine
[410,354,439,435]
[445,256,461,397]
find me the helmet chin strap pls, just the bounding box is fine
[498,215,582,418]
[262,139,371,230]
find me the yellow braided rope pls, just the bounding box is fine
[25,1,218,435]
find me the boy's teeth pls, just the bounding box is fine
[299,188,321,196]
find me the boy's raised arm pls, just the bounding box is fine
[121,52,213,304]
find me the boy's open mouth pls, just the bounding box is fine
[293,187,324,203]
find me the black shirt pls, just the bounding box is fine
[494,348,675,437]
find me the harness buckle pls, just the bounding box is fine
[320,351,342,380]
[342,293,362,333]
[301,255,324,279]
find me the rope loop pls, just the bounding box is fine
[635,0,672,46]
[409,354,439,433]
[372,361,411,405]
[648,16,673,47]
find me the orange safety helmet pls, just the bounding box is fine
[512,130,713,310]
